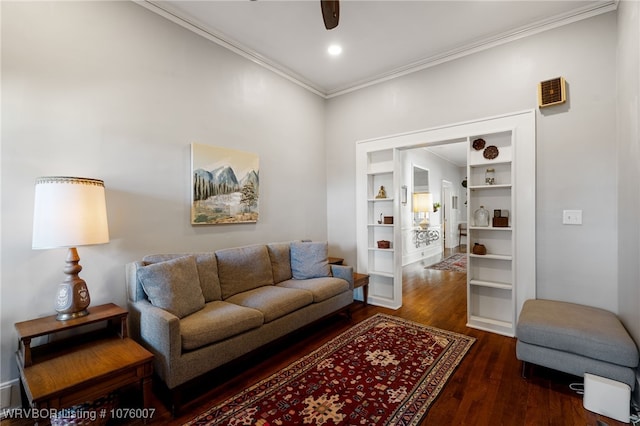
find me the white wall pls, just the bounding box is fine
[1,1,326,385]
[616,0,640,344]
[327,13,619,311]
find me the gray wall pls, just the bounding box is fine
[1,1,326,383]
[617,0,640,345]
[326,13,619,312]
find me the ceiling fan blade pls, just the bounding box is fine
[321,0,339,30]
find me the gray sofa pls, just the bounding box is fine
[125,241,353,400]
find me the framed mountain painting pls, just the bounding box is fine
[191,143,260,225]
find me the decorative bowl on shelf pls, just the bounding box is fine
[483,145,499,160]
[472,138,486,150]
[472,243,487,255]
[377,240,391,249]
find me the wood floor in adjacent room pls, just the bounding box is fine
[2,248,628,426]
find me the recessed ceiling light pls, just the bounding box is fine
[328,44,342,56]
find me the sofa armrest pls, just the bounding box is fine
[130,300,181,382]
[331,264,354,290]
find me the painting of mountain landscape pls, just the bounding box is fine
[191,143,259,225]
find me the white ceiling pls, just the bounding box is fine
[144,0,616,98]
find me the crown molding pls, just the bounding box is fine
[138,0,617,100]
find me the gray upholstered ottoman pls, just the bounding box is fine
[516,299,639,389]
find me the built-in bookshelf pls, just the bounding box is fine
[360,149,401,308]
[356,110,536,324]
[467,131,515,335]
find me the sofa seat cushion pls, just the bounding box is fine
[180,301,264,351]
[517,299,639,367]
[226,286,313,323]
[277,277,349,303]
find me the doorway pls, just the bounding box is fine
[400,147,465,267]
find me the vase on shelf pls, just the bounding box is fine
[474,206,489,227]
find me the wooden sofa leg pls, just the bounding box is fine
[170,388,182,418]
[521,361,533,379]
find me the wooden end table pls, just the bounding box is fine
[15,303,153,417]
[353,273,370,306]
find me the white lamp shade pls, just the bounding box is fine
[32,177,110,249]
[412,192,433,213]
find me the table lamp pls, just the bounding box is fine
[412,192,433,229]
[32,177,110,320]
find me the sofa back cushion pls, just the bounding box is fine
[290,241,331,279]
[216,244,274,299]
[267,242,293,283]
[142,253,221,302]
[137,255,205,318]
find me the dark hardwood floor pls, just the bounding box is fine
[3,247,628,425]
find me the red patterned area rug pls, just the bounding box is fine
[426,253,467,272]
[184,314,475,426]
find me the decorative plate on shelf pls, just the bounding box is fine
[483,145,499,160]
[472,138,486,150]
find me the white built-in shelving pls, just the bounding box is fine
[466,130,521,336]
[356,110,536,321]
[360,149,401,307]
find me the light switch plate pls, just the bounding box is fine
[563,210,582,225]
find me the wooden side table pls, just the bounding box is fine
[353,273,370,306]
[15,303,153,415]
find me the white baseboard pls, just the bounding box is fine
[403,251,442,267]
[0,379,21,415]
